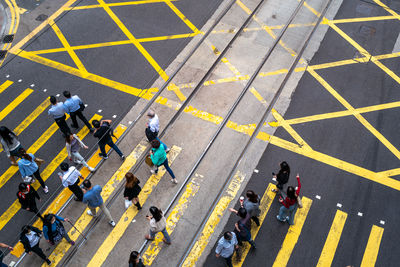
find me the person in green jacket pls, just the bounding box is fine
[150,139,177,184]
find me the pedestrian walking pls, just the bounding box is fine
[82,180,116,227]
[0,242,13,267]
[17,183,43,220]
[276,174,301,225]
[42,214,75,246]
[92,119,125,160]
[229,207,256,248]
[48,95,71,137]
[144,206,171,245]
[215,231,238,267]
[0,126,23,166]
[63,91,93,132]
[17,148,48,193]
[19,225,51,265]
[66,134,95,171]
[145,109,159,142]
[123,172,142,210]
[128,251,144,267]
[59,162,84,201]
[150,139,177,184]
[272,161,290,193]
[243,190,261,226]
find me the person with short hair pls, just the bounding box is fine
[18,148,48,193]
[20,225,51,265]
[62,90,93,132]
[42,214,74,246]
[145,206,171,245]
[215,231,238,267]
[82,180,116,227]
[150,139,177,184]
[92,119,125,160]
[17,183,43,220]
[128,251,144,267]
[229,207,256,248]
[65,133,94,171]
[59,162,84,201]
[48,95,71,137]
[145,109,159,142]
[124,172,142,210]
[0,126,23,166]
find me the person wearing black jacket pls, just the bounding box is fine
[20,225,51,265]
[17,183,43,220]
[128,251,144,267]
[92,119,124,160]
[272,161,290,193]
[123,172,142,210]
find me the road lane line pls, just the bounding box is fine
[360,225,384,267]
[66,0,178,10]
[0,80,13,94]
[86,146,181,267]
[0,88,33,121]
[272,197,312,267]
[316,210,347,266]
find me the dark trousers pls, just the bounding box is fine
[27,204,43,220]
[33,170,46,188]
[223,255,233,267]
[145,127,158,142]
[99,139,123,157]
[68,179,83,201]
[251,216,260,226]
[55,115,71,136]
[155,158,175,179]
[70,109,92,130]
[30,244,48,261]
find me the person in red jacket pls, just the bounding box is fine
[276,174,301,225]
[17,183,43,220]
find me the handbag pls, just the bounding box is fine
[79,102,85,111]
[145,155,154,167]
[34,158,45,168]
[296,195,303,209]
[124,199,132,209]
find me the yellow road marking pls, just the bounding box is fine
[373,0,400,19]
[0,80,13,94]
[360,225,384,267]
[46,140,149,266]
[272,197,312,267]
[0,115,98,233]
[377,168,400,177]
[50,21,87,74]
[317,210,347,266]
[331,15,398,24]
[167,83,186,101]
[164,0,200,34]
[0,88,33,121]
[142,174,203,265]
[233,183,276,266]
[66,0,176,10]
[86,145,181,267]
[181,171,245,267]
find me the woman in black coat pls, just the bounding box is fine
[20,225,51,265]
[123,172,142,210]
[17,183,43,220]
[272,161,290,193]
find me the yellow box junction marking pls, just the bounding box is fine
[181,171,245,267]
[233,183,276,266]
[360,225,384,267]
[142,174,203,265]
[373,0,400,20]
[0,88,33,121]
[12,122,127,258]
[86,145,181,267]
[316,210,347,266]
[44,140,149,266]
[65,0,177,10]
[272,197,312,267]
[0,115,98,233]
[0,80,13,94]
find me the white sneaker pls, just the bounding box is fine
[88,166,95,172]
[171,179,178,184]
[109,221,116,227]
[87,210,94,216]
[150,169,156,174]
[43,186,49,194]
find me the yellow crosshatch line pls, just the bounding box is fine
[65,0,178,10]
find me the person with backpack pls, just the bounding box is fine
[229,207,256,248]
[150,139,177,184]
[243,190,261,226]
[59,162,84,201]
[48,95,71,137]
[215,231,238,267]
[20,225,51,265]
[272,161,290,193]
[128,251,144,267]
[17,148,48,194]
[43,214,74,246]
[0,126,23,166]
[92,119,125,160]
[145,206,171,245]
[65,133,95,172]
[123,172,142,210]
[63,91,93,132]
[17,183,43,220]
[276,174,301,225]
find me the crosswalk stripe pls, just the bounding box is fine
[86,146,182,267]
[317,210,347,266]
[360,225,384,267]
[0,80,13,94]
[12,122,127,258]
[142,174,203,265]
[233,183,277,266]
[181,171,246,267]
[272,197,313,267]
[0,115,69,190]
[44,140,149,266]
[0,115,98,232]
[0,88,33,121]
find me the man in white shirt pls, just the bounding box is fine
[145,109,159,142]
[59,162,83,201]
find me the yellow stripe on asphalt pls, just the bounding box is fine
[0,115,99,232]
[142,174,203,265]
[360,225,384,267]
[317,210,347,266]
[12,122,127,258]
[0,88,33,121]
[272,197,312,267]
[87,146,182,267]
[44,140,149,266]
[66,0,178,10]
[182,171,245,267]
[0,80,13,94]
[233,183,277,266]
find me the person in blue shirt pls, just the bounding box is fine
[18,148,48,194]
[62,91,93,132]
[42,214,74,246]
[82,180,116,227]
[215,231,238,267]
[48,96,71,137]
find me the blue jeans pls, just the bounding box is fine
[277,204,297,225]
[150,228,171,243]
[99,139,123,157]
[156,158,175,179]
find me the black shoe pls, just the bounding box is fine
[135,202,142,210]
[73,197,82,201]
[121,155,126,160]
[89,128,94,133]
[46,259,51,265]
[71,124,79,129]
[99,153,108,159]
